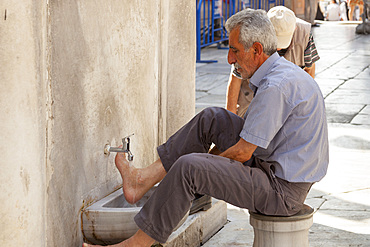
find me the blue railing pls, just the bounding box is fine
[196,0,284,63]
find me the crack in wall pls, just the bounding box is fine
[45,1,53,246]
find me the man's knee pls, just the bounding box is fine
[171,153,212,179]
[199,107,226,118]
[199,107,241,126]
[172,154,200,173]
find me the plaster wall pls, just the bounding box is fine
[0,0,195,246]
[165,1,196,138]
[0,1,47,246]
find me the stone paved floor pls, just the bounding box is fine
[196,21,370,246]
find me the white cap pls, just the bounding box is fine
[267,6,296,49]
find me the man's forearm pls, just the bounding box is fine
[226,75,242,114]
[219,138,257,163]
[304,63,316,78]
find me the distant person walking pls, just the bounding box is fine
[340,0,349,21]
[326,0,341,21]
[305,0,319,24]
[348,0,364,20]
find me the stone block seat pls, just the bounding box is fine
[249,204,314,247]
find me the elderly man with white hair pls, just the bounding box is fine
[226,6,320,117]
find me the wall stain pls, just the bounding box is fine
[19,167,30,195]
[4,9,7,20]
[80,197,97,244]
[17,207,29,229]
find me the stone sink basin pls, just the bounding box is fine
[82,185,189,245]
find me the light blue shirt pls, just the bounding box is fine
[240,52,329,183]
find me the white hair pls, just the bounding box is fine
[225,9,277,55]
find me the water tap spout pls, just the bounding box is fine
[104,134,134,161]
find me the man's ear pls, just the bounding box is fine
[252,42,264,56]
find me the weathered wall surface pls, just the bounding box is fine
[165,0,196,138]
[46,1,160,245]
[0,1,47,246]
[0,0,195,246]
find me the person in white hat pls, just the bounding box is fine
[226,6,320,117]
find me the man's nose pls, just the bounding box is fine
[227,49,236,65]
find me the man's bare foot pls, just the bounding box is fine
[115,154,166,204]
[115,153,147,204]
[82,242,125,247]
[83,242,126,247]
[83,229,155,247]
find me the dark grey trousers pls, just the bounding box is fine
[134,107,312,243]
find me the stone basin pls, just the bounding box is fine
[82,185,227,246]
[82,185,188,245]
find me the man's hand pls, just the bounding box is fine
[209,145,222,155]
[219,138,257,163]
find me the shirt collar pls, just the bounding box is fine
[250,52,280,89]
